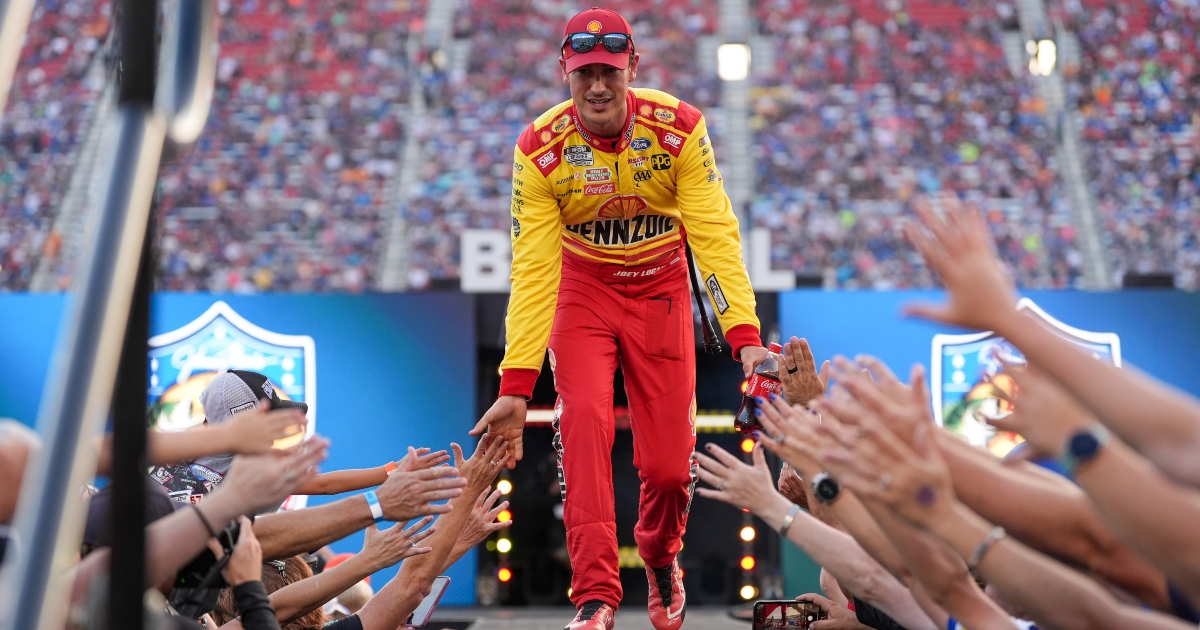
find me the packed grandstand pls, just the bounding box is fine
[2,0,1196,291]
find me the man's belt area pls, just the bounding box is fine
[562,246,687,282]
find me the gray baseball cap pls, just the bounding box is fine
[200,369,308,425]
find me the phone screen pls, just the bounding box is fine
[753,600,825,629]
[404,576,451,628]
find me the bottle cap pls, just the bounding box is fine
[769,342,783,353]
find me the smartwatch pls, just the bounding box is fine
[1060,424,1111,477]
[811,471,840,504]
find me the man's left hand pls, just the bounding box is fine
[740,345,770,378]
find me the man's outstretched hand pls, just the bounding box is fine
[470,395,526,469]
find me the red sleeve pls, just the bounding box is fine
[499,368,539,400]
[724,324,762,362]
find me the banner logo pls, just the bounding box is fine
[148,301,317,508]
[931,299,1119,455]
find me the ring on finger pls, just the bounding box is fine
[772,432,786,446]
[490,460,500,467]
[787,365,799,374]
[717,481,725,492]
[877,472,893,491]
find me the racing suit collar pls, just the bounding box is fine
[570,90,637,154]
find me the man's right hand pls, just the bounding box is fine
[375,464,467,522]
[469,395,527,469]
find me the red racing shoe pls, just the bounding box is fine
[564,600,615,630]
[646,558,686,629]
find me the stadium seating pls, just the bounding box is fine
[1050,0,1200,289]
[402,0,719,288]
[155,0,424,292]
[0,0,109,290]
[751,0,1081,289]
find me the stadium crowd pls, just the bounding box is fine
[402,0,719,287]
[751,0,1081,289]
[1051,0,1200,289]
[0,0,109,290]
[0,368,512,629]
[694,195,1200,630]
[154,0,424,293]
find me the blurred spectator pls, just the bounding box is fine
[0,0,110,290]
[155,0,425,292]
[1052,0,1200,289]
[751,0,1080,289]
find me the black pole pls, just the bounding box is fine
[108,208,154,630]
[109,0,157,628]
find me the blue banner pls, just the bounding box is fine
[0,293,479,604]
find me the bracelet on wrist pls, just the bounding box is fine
[384,461,398,475]
[778,503,801,538]
[966,526,1006,575]
[364,490,385,523]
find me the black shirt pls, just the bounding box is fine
[853,596,911,630]
[323,615,363,630]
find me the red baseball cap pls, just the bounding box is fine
[561,7,635,73]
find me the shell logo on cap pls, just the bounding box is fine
[586,20,602,33]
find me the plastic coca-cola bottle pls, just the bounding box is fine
[735,342,784,434]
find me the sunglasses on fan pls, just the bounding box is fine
[562,32,634,54]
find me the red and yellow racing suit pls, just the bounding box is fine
[500,87,761,608]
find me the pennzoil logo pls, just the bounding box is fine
[148,301,316,510]
[654,108,676,124]
[567,213,676,247]
[552,114,571,133]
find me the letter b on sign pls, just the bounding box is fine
[461,229,513,292]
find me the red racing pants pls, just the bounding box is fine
[548,249,699,610]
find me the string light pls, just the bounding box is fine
[498,568,513,582]
[497,480,513,495]
[497,538,512,553]
[740,556,756,571]
[497,509,512,523]
[740,585,757,600]
[740,526,756,542]
[740,438,754,453]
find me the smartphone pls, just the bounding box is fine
[403,576,451,627]
[752,600,827,629]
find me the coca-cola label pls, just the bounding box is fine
[584,183,615,196]
[745,373,783,399]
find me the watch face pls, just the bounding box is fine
[815,477,840,503]
[1070,432,1101,460]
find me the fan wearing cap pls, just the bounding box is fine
[148,370,402,509]
[471,7,769,630]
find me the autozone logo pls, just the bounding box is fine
[584,183,615,196]
[584,167,611,182]
[536,151,557,168]
[663,133,683,148]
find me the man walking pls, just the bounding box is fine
[471,8,767,629]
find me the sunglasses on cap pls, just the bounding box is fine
[561,32,634,55]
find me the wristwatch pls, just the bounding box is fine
[1060,424,1111,476]
[810,471,840,504]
